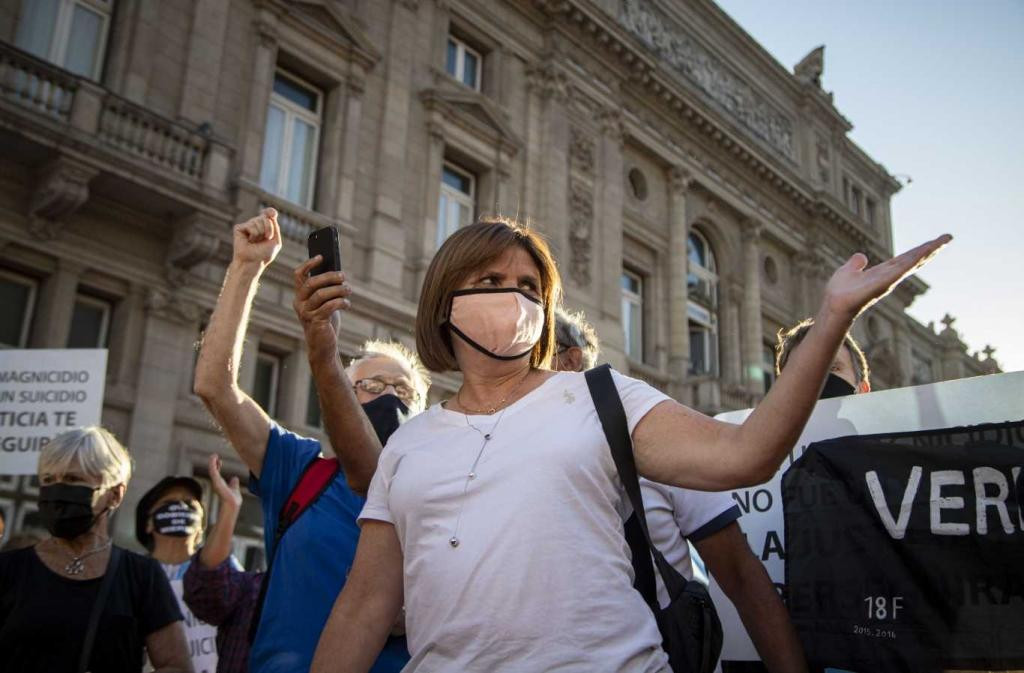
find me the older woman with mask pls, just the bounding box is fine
[0,426,191,673]
[311,218,950,673]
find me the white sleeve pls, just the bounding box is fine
[668,487,742,540]
[609,368,673,436]
[357,448,395,525]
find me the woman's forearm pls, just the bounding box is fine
[200,502,240,569]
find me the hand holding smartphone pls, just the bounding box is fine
[306,226,342,276]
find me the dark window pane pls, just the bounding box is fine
[442,166,471,194]
[462,50,478,87]
[273,74,318,112]
[253,357,277,415]
[0,278,31,347]
[305,378,322,427]
[67,299,107,348]
[446,39,457,77]
[689,327,706,375]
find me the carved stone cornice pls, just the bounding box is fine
[28,157,99,240]
[145,288,203,326]
[596,106,624,143]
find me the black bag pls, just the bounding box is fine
[79,546,123,673]
[585,365,724,673]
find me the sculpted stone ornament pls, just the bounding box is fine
[619,0,795,160]
[526,61,569,103]
[28,158,98,240]
[569,127,595,175]
[568,180,594,287]
[166,212,225,283]
[145,287,203,326]
[795,46,825,88]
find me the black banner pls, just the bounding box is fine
[782,420,1024,673]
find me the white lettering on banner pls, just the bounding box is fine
[0,350,107,475]
[1015,467,1024,532]
[931,470,969,536]
[973,467,1015,535]
[709,372,1024,671]
[865,466,921,540]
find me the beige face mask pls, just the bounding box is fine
[447,288,545,360]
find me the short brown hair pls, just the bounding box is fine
[775,318,870,386]
[416,218,561,372]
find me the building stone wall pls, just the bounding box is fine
[0,0,1000,557]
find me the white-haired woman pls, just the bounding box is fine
[0,426,192,673]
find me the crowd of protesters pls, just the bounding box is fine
[0,207,949,672]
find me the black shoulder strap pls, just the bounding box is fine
[79,546,123,673]
[248,455,340,643]
[584,365,690,607]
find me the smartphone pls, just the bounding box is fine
[307,226,341,276]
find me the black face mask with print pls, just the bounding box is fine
[819,373,856,399]
[38,483,103,539]
[362,394,409,445]
[151,501,201,537]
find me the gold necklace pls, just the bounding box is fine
[456,369,532,415]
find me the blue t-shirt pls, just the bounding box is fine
[249,423,409,673]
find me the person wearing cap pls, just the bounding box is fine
[553,308,808,673]
[137,475,220,673]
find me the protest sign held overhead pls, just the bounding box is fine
[711,371,1024,670]
[784,421,1024,672]
[0,349,108,475]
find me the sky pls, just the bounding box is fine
[714,0,1024,373]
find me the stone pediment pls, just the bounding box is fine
[420,88,521,153]
[277,0,380,68]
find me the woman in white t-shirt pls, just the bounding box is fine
[310,218,950,673]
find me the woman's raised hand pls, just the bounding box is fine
[823,234,952,320]
[208,453,242,511]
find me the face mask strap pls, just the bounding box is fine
[447,322,535,361]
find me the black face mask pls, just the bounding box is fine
[820,373,856,399]
[362,394,409,445]
[38,483,104,540]
[151,500,201,538]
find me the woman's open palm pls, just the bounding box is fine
[824,234,952,319]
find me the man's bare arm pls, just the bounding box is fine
[194,209,282,477]
[696,523,807,673]
[292,257,380,495]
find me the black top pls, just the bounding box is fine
[0,545,183,673]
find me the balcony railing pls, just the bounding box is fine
[0,42,231,192]
[0,42,77,121]
[98,97,206,180]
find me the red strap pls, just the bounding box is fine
[279,457,341,530]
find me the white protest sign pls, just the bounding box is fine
[170,578,218,673]
[0,349,108,475]
[709,371,1024,669]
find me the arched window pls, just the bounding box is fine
[687,231,719,376]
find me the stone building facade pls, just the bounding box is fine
[0,0,1000,558]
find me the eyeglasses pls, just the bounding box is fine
[353,377,419,404]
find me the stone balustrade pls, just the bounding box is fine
[0,41,77,121]
[0,42,231,193]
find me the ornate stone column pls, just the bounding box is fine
[365,1,420,293]
[29,259,86,348]
[741,219,765,395]
[178,0,230,124]
[115,289,203,545]
[722,280,743,387]
[892,320,913,387]
[667,166,692,403]
[595,107,624,317]
[277,343,309,430]
[238,18,279,184]
[525,61,569,260]
[336,74,365,226]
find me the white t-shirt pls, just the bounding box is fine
[640,479,741,608]
[361,370,672,673]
